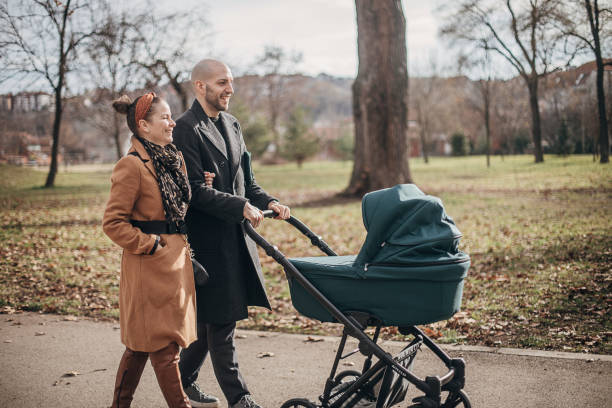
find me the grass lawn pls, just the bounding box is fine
[0,155,610,354]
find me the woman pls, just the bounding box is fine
[103,92,197,408]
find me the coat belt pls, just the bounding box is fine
[130,219,187,235]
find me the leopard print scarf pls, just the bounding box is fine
[137,137,191,223]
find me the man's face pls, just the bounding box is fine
[203,65,234,114]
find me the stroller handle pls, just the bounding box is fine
[258,210,337,256]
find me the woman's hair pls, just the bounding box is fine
[112,93,162,135]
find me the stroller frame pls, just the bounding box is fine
[244,211,471,408]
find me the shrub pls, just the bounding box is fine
[450,132,467,156]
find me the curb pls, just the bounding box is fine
[6,313,611,363]
[235,328,612,362]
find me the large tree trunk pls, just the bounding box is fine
[345,0,411,196]
[45,88,63,188]
[527,78,544,163]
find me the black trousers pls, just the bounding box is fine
[179,321,249,405]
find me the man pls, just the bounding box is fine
[172,59,290,408]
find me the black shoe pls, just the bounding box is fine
[183,382,220,408]
[231,394,262,408]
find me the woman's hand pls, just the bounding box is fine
[204,171,215,188]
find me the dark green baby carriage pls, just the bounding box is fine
[244,184,471,408]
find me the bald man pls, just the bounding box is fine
[172,59,290,408]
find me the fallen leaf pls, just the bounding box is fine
[0,306,16,314]
[62,316,78,321]
[35,331,46,336]
[342,362,355,366]
[256,352,274,358]
[3,340,12,343]
[62,371,79,377]
[421,327,443,339]
[304,336,324,343]
[236,334,247,339]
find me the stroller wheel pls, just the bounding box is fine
[280,398,317,408]
[441,389,471,408]
[333,369,361,385]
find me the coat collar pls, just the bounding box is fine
[189,99,241,178]
[128,136,157,179]
[190,99,227,159]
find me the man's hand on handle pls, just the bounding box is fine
[206,170,288,227]
[268,201,290,220]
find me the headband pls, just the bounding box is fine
[134,92,156,126]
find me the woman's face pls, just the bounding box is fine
[139,100,175,146]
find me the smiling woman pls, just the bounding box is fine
[103,92,196,407]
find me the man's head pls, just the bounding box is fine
[191,59,234,118]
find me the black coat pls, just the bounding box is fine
[172,99,275,324]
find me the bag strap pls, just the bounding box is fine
[128,151,149,163]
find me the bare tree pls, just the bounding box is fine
[460,48,496,167]
[86,8,144,159]
[493,77,531,156]
[0,0,101,187]
[474,79,494,166]
[134,7,212,113]
[441,0,567,163]
[555,0,611,163]
[410,55,445,164]
[346,0,411,196]
[250,45,303,161]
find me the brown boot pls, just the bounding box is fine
[150,342,192,408]
[111,347,148,408]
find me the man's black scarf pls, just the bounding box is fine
[137,136,191,223]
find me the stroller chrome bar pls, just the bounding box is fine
[243,214,458,398]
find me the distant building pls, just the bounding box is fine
[0,131,52,166]
[0,92,52,112]
[407,118,450,157]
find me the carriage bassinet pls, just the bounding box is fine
[287,184,470,327]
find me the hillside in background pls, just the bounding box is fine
[1,60,608,163]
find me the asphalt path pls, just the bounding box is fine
[1,313,611,407]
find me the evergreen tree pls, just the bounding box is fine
[450,132,467,156]
[281,107,319,168]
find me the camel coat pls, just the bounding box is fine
[102,137,197,352]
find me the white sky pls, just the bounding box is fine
[191,0,447,77]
